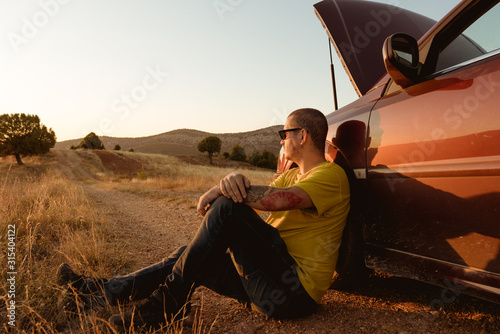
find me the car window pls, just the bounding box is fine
[434,2,500,73]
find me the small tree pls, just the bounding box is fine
[259,150,277,169]
[79,132,105,150]
[113,144,121,151]
[229,144,246,162]
[248,149,277,169]
[197,136,221,164]
[0,113,56,165]
[248,150,261,166]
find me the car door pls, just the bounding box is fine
[365,0,500,291]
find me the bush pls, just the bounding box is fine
[114,144,121,151]
[229,144,246,162]
[248,150,277,169]
[136,167,147,180]
[248,150,260,166]
[78,132,105,150]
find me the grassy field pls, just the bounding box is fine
[0,155,130,333]
[0,151,275,333]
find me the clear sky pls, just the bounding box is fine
[0,0,461,141]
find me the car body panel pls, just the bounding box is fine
[365,1,500,302]
[276,0,500,304]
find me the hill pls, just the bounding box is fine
[55,125,283,156]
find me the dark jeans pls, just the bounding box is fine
[103,197,317,319]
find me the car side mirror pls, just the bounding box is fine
[383,33,421,88]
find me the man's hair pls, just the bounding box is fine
[289,108,328,152]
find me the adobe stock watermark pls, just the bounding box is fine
[6,224,17,327]
[7,0,72,53]
[384,73,500,192]
[268,107,291,127]
[338,0,402,65]
[213,0,243,21]
[82,65,169,137]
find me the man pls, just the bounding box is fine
[57,108,350,330]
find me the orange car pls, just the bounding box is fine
[277,0,500,304]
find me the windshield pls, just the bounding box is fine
[435,2,500,72]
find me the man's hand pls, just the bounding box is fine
[220,172,251,203]
[197,185,222,216]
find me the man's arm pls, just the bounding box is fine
[219,172,314,211]
[196,184,223,216]
[244,185,314,211]
[197,172,314,216]
[197,172,250,216]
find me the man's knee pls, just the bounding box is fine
[209,196,240,214]
[212,196,234,207]
[213,196,258,216]
[164,246,187,261]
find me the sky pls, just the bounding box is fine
[0,0,462,141]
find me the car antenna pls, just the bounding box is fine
[329,38,339,111]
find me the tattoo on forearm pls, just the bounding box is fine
[261,191,303,211]
[245,186,303,211]
[245,186,272,203]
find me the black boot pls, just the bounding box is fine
[108,284,190,331]
[56,263,110,316]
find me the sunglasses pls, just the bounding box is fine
[278,128,302,140]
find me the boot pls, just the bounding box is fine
[56,263,110,316]
[108,284,190,331]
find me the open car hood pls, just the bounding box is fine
[314,0,436,96]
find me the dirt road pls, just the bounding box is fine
[54,150,500,334]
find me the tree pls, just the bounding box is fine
[248,150,261,166]
[197,136,221,164]
[0,113,56,165]
[248,149,277,169]
[79,132,105,150]
[229,143,246,162]
[113,144,121,151]
[259,150,278,169]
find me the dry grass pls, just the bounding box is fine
[112,151,275,194]
[0,155,128,333]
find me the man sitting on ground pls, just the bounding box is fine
[56,108,350,330]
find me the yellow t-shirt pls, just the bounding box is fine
[267,161,350,303]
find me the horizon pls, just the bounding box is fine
[56,124,284,143]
